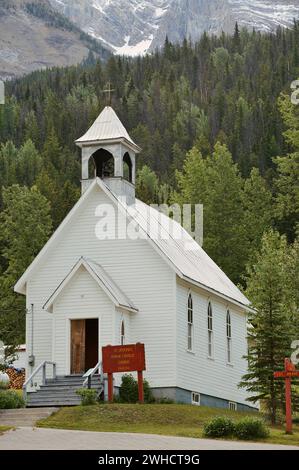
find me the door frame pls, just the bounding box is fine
[66,315,101,375]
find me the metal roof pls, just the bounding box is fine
[75,106,141,151]
[119,196,251,308]
[43,256,138,314]
[15,178,251,310]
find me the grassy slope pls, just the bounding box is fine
[38,404,299,446]
[0,426,13,435]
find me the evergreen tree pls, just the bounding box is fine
[239,230,294,423]
[175,143,246,283]
[24,110,40,148]
[233,22,241,53]
[242,167,273,257]
[174,146,206,203]
[42,127,63,172]
[274,94,299,240]
[16,139,42,187]
[284,236,299,332]
[136,165,159,205]
[35,170,79,228]
[0,141,18,189]
[0,185,52,345]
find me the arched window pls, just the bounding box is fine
[120,320,125,345]
[187,293,193,351]
[123,152,133,183]
[208,302,213,358]
[226,310,232,363]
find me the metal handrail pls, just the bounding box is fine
[23,361,56,401]
[83,360,103,389]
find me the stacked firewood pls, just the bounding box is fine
[6,368,25,390]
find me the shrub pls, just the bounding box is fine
[203,417,235,438]
[76,388,97,406]
[293,415,299,424]
[0,381,9,390]
[119,375,137,403]
[0,390,25,409]
[234,418,269,440]
[119,374,155,403]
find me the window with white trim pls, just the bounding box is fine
[192,392,200,406]
[226,310,232,363]
[187,293,193,351]
[120,320,125,345]
[229,401,237,411]
[207,302,214,358]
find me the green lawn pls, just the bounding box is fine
[37,403,299,446]
[0,426,13,435]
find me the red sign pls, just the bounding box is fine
[274,371,299,379]
[274,358,299,434]
[102,343,146,403]
[102,343,146,374]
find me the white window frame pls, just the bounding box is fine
[191,392,200,406]
[226,310,232,364]
[120,319,125,345]
[207,301,214,358]
[229,401,237,411]
[187,293,194,351]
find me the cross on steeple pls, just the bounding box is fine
[103,81,115,106]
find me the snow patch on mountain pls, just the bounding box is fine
[114,34,154,56]
[49,0,299,57]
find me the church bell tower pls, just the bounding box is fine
[75,106,141,205]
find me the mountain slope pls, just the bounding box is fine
[0,0,110,79]
[49,0,299,56]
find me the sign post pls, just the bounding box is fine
[274,358,299,434]
[102,343,146,403]
[138,370,144,403]
[108,372,114,402]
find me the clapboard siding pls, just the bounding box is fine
[176,279,249,405]
[53,266,113,375]
[25,182,250,404]
[26,184,176,387]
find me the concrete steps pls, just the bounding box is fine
[26,375,103,407]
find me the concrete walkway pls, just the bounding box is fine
[0,427,298,450]
[0,408,58,427]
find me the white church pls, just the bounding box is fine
[15,106,255,410]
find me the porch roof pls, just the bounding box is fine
[43,257,138,314]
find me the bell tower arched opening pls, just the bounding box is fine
[123,152,133,183]
[91,148,114,179]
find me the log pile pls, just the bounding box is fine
[6,368,25,390]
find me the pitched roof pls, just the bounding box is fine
[130,200,250,308]
[75,106,141,152]
[15,178,251,311]
[43,257,138,314]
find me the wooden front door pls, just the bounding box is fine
[85,319,99,371]
[71,320,86,374]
